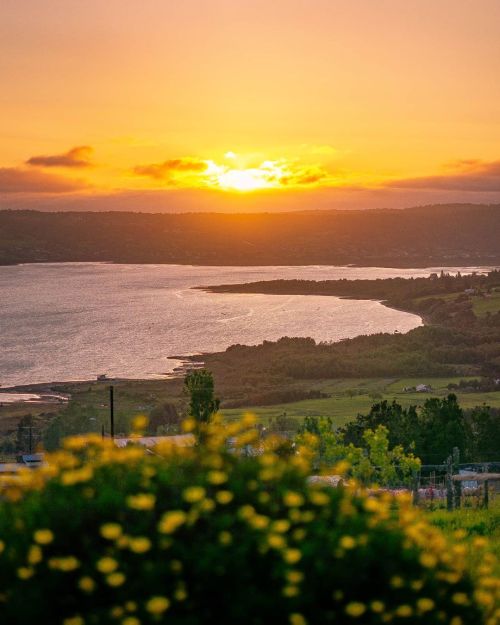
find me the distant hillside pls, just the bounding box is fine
[1,204,499,267]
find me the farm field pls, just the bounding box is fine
[472,287,500,316]
[1,375,499,451]
[221,376,500,426]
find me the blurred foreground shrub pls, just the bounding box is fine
[0,416,497,625]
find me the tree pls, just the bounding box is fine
[296,417,420,486]
[184,369,220,424]
[469,406,500,461]
[341,400,420,453]
[148,402,180,433]
[418,394,471,463]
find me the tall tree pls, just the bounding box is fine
[184,369,220,424]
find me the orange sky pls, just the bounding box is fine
[1,0,500,211]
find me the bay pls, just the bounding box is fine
[0,263,491,387]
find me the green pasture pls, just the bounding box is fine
[472,287,500,316]
[221,376,500,427]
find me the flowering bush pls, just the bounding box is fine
[0,415,497,625]
[296,418,421,487]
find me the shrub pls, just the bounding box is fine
[0,416,496,625]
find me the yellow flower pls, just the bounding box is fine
[110,607,124,618]
[78,576,96,593]
[174,587,188,601]
[289,613,307,625]
[199,498,215,513]
[293,529,306,541]
[249,515,270,530]
[107,572,126,587]
[158,510,187,534]
[474,590,494,607]
[419,552,437,568]
[132,415,148,431]
[125,601,137,612]
[390,576,404,588]
[170,559,183,572]
[238,505,256,520]
[207,470,228,485]
[283,491,304,507]
[63,437,88,451]
[272,520,291,533]
[126,493,156,510]
[121,617,140,625]
[283,585,299,597]
[258,492,271,504]
[129,537,151,554]
[283,549,302,564]
[117,535,130,549]
[215,490,234,505]
[339,536,356,550]
[145,596,170,614]
[345,602,366,617]
[17,567,34,580]
[183,486,206,503]
[0,540,5,554]
[27,545,43,565]
[309,490,329,506]
[34,529,54,545]
[182,417,196,432]
[473,536,488,549]
[100,523,123,540]
[63,616,84,625]
[286,570,304,584]
[452,593,469,606]
[370,601,385,613]
[395,605,413,618]
[50,556,80,572]
[61,466,93,486]
[96,557,118,574]
[219,531,233,545]
[268,534,286,549]
[417,598,435,613]
[333,460,350,475]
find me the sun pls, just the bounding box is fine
[216,166,278,192]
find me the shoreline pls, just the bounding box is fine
[2,260,499,270]
[196,284,427,327]
[0,357,205,401]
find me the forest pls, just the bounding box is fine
[1,203,500,266]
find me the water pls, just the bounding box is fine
[0,263,491,387]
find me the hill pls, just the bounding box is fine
[1,204,499,266]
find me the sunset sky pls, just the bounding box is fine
[1,0,500,212]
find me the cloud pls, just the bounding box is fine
[386,159,500,192]
[134,157,208,180]
[0,167,88,193]
[26,146,94,168]
[280,167,329,186]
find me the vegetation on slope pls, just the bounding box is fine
[1,204,500,266]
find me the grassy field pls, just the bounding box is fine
[472,287,500,316]
[221,376,500,427]
[2,375,499,448]
[414,287,500,317]
[425,500,500,566]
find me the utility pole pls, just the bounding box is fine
[110,385,115,439]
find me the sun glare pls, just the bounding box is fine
[217,168,275,192]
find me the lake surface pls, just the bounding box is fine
[0,263,491,387]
